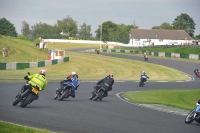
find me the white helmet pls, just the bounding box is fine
[72,72,76,75]
[40,69,46,76]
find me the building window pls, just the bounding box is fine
[159,39,163,42]
[135,39,140,41]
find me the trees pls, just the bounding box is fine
[118,24,138,43]
[57,15,78,38]
[194,34,200,40]
[78,22,92,40]
[0,18,18,37]
[172,13,196,37]
[31,22,54,39]
[152,22,173,30]
[95,21,120,43]
[95,21,138,43]
[21,21,31,39]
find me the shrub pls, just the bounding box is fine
[18,35,27,40]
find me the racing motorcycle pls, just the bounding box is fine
[13,72,39,108]
[89,85,106,101]
[194,69,200,77]
[97,49,100,54]
[144,55,148,61]
[139,76,149,87]
[185,101,200,124]
[54,78,79,101]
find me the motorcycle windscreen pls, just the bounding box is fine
[196,105,200,112]
[63,81,70,85]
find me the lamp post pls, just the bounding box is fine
[100,24,102,49]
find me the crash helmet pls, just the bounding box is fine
[72,72,76,75]
[142,71,145,74]
[40,69,46,76]
[109,74,113,78]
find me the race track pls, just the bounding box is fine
[0,50,199,133]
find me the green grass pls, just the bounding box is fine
[0,36,48,63]
[0,121,53,133]
[123,90,200,110]
[47,42,99,50]
[0,51,188,82]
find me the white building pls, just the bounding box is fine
[129,29,193,46]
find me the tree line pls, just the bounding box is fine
[0,13,200,43]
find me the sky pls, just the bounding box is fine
[0,0,200,36]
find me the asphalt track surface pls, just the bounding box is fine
[0,49,199,133]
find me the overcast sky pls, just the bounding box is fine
[0,0,199,36]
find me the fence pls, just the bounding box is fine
[89,49,200,60]
[0,57,69,70]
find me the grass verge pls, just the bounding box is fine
[0,51,188,82]
[0,121,53,133]
[123,89,200,110]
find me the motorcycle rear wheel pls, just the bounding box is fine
[185,109,195,124]
[20,93,33,108]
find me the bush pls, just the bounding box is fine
[18,35,27,40]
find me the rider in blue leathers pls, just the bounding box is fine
[140,71,149,85]
[57,72,79,98]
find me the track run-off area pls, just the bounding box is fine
[0,50,199,133]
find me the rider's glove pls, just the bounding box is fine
[24,76,29,80]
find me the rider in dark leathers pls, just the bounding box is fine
[95,74,114,97]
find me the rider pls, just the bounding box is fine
[21,69,48,100]
[143,51,147,57]
[57,72,79,98]
[198,70,200,77]
[95,74,114,97]
[140,71,149,85]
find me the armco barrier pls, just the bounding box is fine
[38,61,45,67]
[52,59,58,65]
[45,60,52,66]
[0,63,6,70]
[154,52,159,56]
[64,57,69,62]
[30,62,38,68]
[16,63,29,70]
[0,57,69,70]
[189,54,199,60]
[94,49,200,60]
[165,52,171,57]
[180,53,189,59]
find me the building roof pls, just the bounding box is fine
[130,29,193,40]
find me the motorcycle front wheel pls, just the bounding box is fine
[185,109,195,124]
[93,91,104,101]
[58,89,69,101]
[139,81,143,87]
[13,96,21,106]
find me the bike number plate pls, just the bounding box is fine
[32,88,39,95]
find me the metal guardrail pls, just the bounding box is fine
[115,44,200,49]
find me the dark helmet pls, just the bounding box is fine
[198,100,200,104]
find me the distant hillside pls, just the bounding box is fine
[0,36,48,63]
